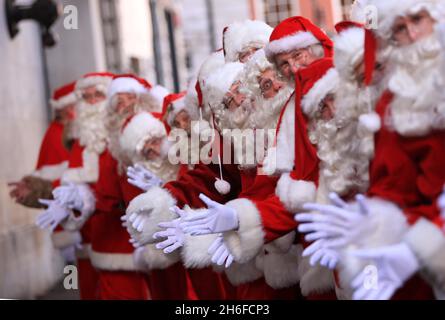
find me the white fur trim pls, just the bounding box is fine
[51,230,82,249]
[207,62,245,111]
[140,244,180,271]
[222,198,265,264]
[224,20,272,63]
[337,197,409,294]
[276,173,317,212]
[224,260,263,286]
[272,95,295,174]
[50,92,77,110]
[333,27,365,81]
[61,149,99,184]
[119,112,166,156]
[125,187,177,246]
[32,161,69,181]
[404,218,445,292]
[298,257,335,296]
[108,77,148,98]
[257,241,302,289]
[149,85,170,106]
[265,32,319,59]
[90,250,137,271]
[75,76,112,92]
[301,68,339,118]
[181,234,218,269]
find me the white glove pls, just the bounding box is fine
[180,194,239,236]
[350,243,420,300]
[295,193,370,269]
[36,199,71,232]
[152,206,187,254]
[53,183,84,211]
[127,164,164,192]
[208,235,234,268]
[439,187,445,220]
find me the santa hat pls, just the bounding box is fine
[148,85,170,108]
[50,81,77,110]
[75,72,114,95]
[161,92,187,129]
[265,16,333,60]
[206,62,245,114]
[301,68,339,118]
[119,112,167,156]
[223,20,273,63]
[196,50,226,109]
[333,22,365,82]
[352,0,445,85]
[108,74,152,98]
[274,58,334,212]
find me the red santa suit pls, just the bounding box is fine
[336,0,445,299]
[57,72,114,300]
[33,82,81,250]
[119,111,197,300]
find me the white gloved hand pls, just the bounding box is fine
[53,183,84,211]
[127,164,164,192]
[152,206,187,254]
[439,186,445,220]
[295,193,370,269]
[180,194,239,236]
[350,243,420,300]
[208,235,234,268]
[36,199,71,232]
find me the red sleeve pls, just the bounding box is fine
[254,195,298,242]
[94,151,124,216]
[36,122,70,169]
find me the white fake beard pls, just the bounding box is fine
[385,33,445,136]
[74,100,108,154]
[247,85,293,130]
[218,99,254,130]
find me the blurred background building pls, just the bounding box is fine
[0,0,355,299]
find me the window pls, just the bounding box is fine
[264,0,293,28]
[99,0,122,73]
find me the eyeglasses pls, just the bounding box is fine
[82,91,106,101]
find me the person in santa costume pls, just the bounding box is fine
[36,72,114,299]
[9,81,81,262]
[223,20,272,63]
[40,74,172,300]
[153,52,306,300]
[297,0,445,300]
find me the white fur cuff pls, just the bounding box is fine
[276,173,316,212]
[404,218,445,292]
[125,187,177,245]
[223,199,265,264]
[141,244,180,271]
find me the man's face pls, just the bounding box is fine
[274,48,317,81]
[141,137,163,161]
[57,103,76,124]
[82,86,107,105]
[223,81,247,111]
[258,68,286,99]
[238,46,261,63]
[173,110,191,133]
[115,92,137,116]
[391,10,436,46]
[317,94,336,121]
